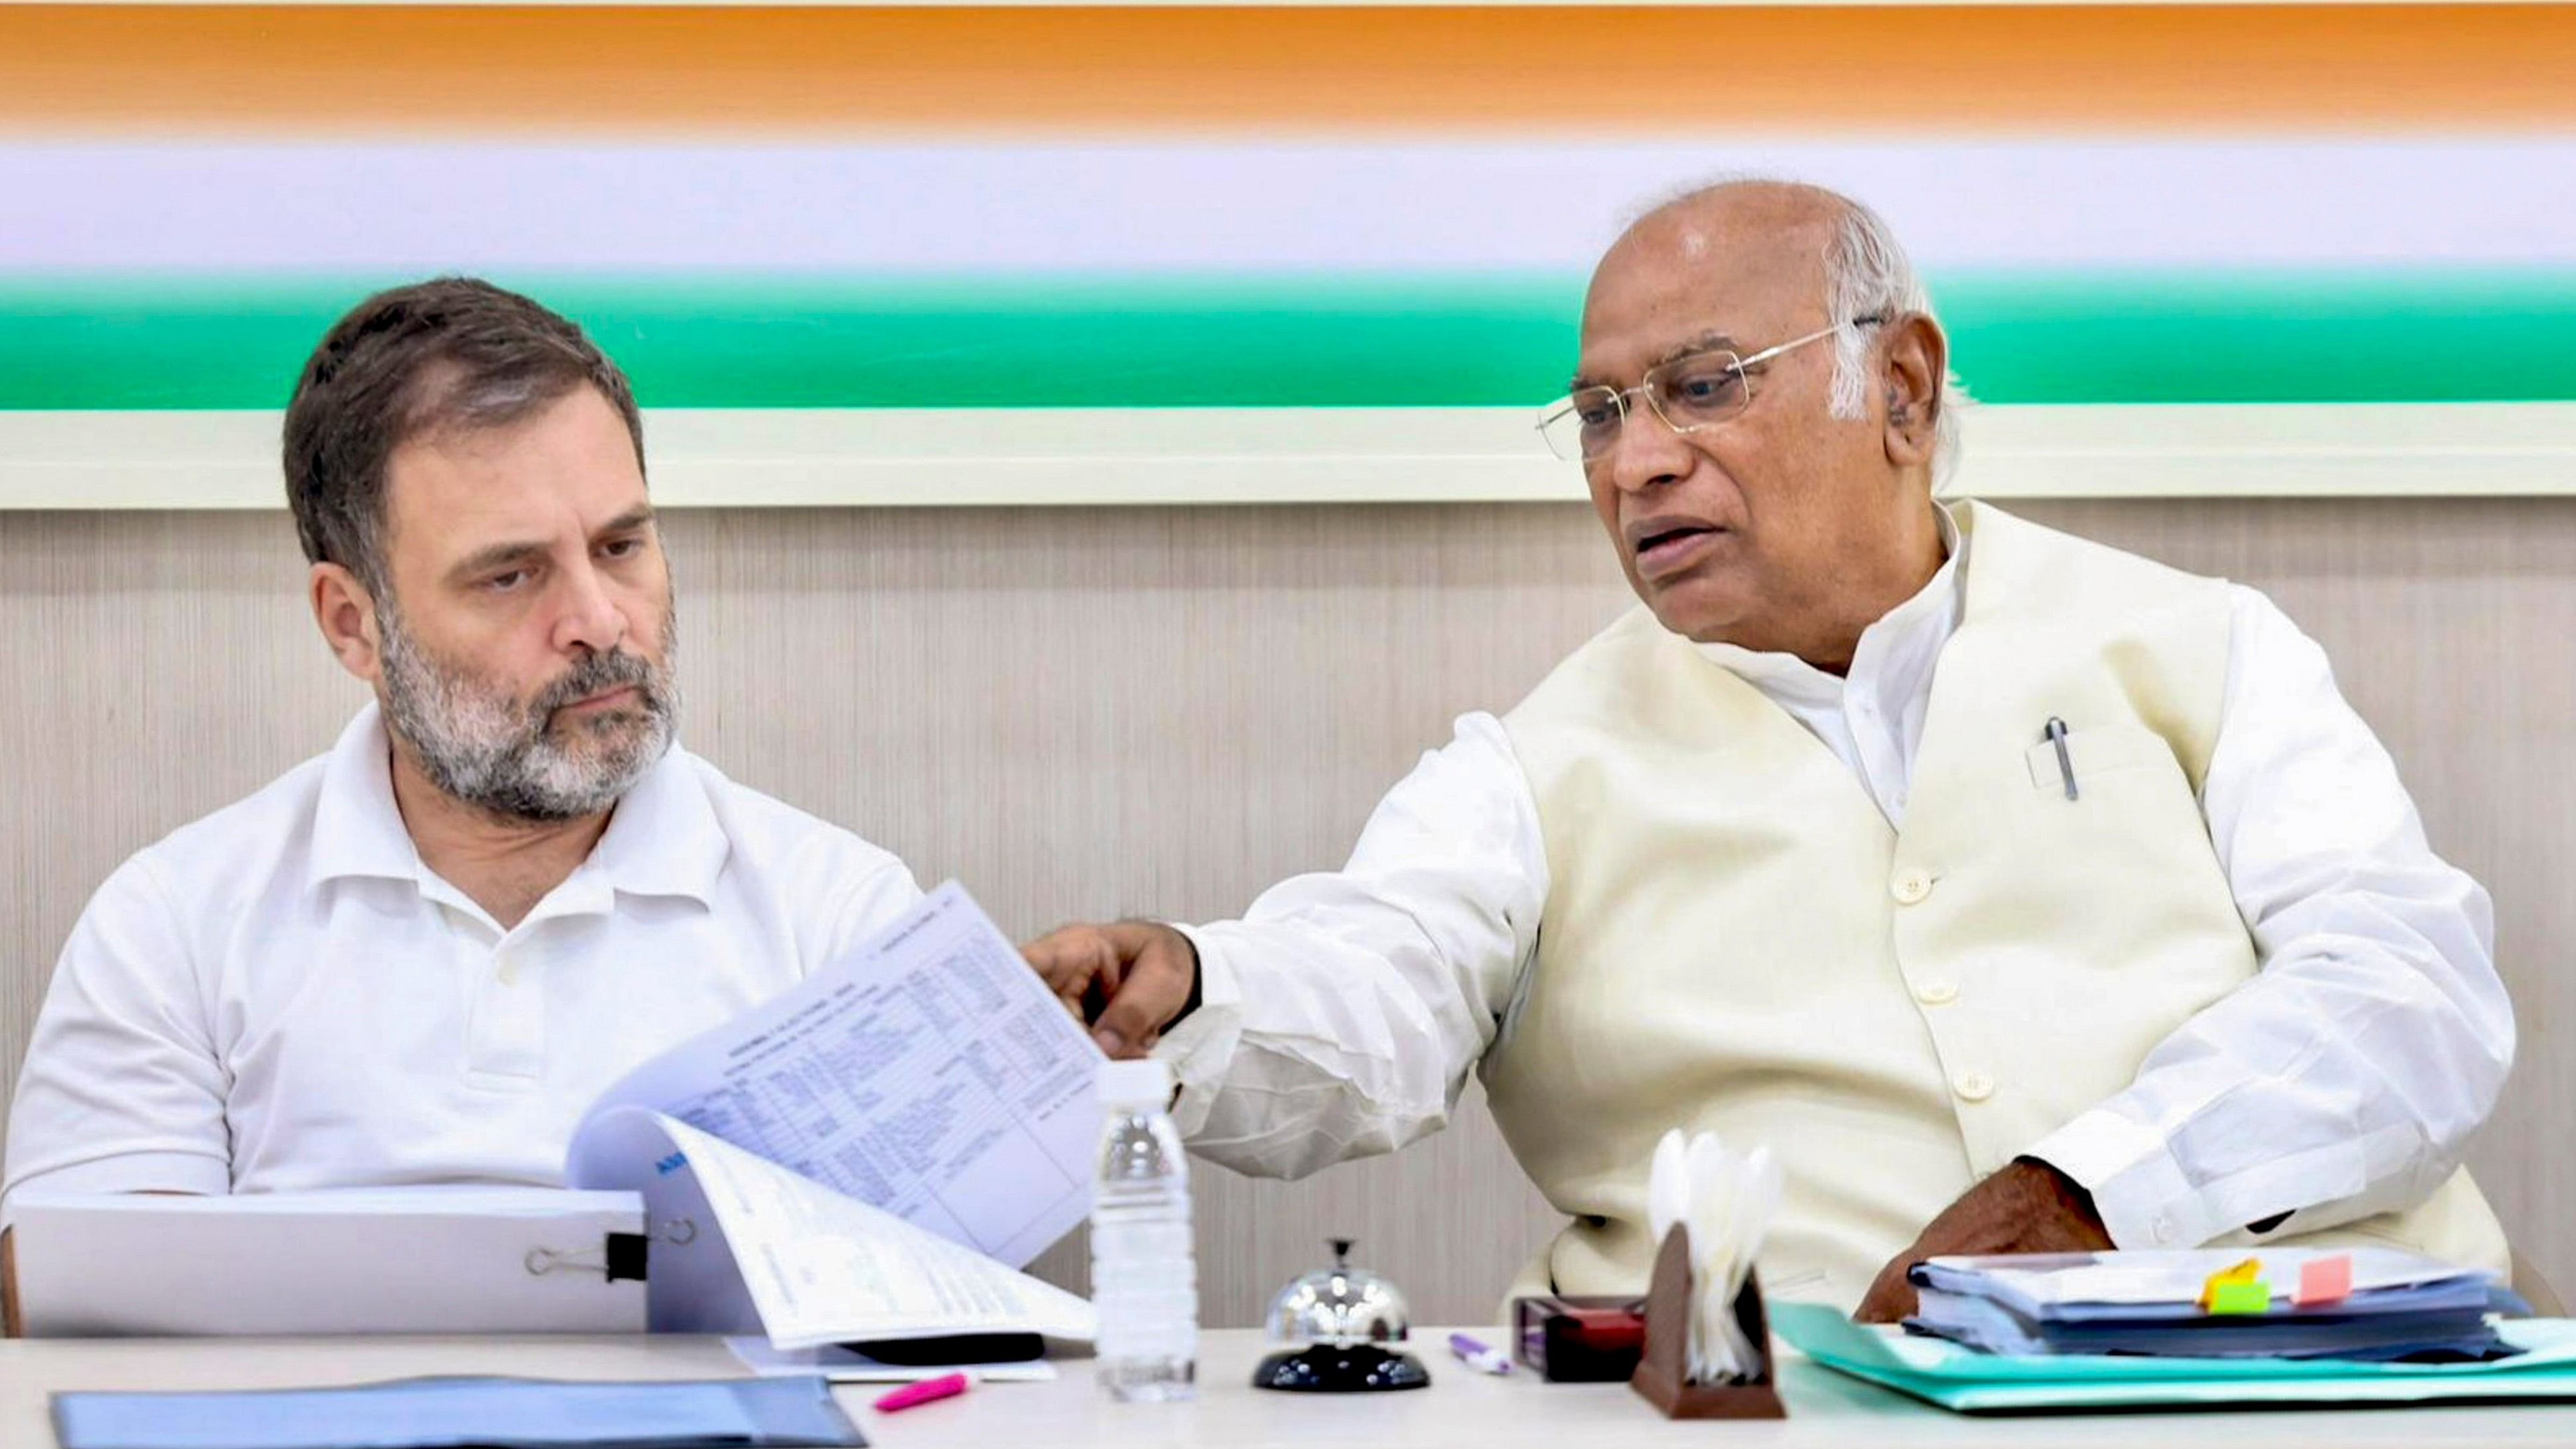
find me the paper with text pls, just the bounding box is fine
[595,1113,1095,1349]
[574,880,1103,1267]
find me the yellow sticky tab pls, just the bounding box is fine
[2205,1280,2271,1315]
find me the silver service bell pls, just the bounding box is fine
[1250,1238,1431,1392]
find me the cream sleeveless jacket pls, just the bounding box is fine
[1486,503,2505,1307]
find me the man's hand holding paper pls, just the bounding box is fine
[1021,920,1200,1060]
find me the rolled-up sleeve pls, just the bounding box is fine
[5,854,232,1207]
[2027,587,2511,1250]
[1155,712,1548,1180]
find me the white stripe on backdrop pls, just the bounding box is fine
[3,139,2573,273]
[7,403,2575,508]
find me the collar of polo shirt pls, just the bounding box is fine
[303,704,728,919]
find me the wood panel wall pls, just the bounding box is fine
[5,497,2567,1323]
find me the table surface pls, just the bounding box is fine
[6,1327,2576,1448]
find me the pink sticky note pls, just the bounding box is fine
[2295,1254,2354,1307]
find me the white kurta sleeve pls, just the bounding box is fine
[2026,586,2513,1250]
[1153,712,1548,1180]
[5,853,234,1205]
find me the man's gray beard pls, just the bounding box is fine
[376,597,681,823]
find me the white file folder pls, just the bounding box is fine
[1,1186,649,1337]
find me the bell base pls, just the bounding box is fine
[1251,1343,1432,1392]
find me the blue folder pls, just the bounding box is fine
[51,1375,866,1449]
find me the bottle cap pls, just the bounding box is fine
[1099,1057,1175,1107]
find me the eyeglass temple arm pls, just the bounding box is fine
[1729,313,1890,372]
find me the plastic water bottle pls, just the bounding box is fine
[1091,1057,1198,1401]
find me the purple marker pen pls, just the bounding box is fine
[1448,1331,1512,1375]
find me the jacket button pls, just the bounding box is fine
[1915,980,1959,1006]
[1952,1071,1995,1102]
[1892,869,1934,905]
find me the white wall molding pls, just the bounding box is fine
[4,402,2571,510]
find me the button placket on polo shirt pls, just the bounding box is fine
[462,924,548,1087]
[458,862,626,1089]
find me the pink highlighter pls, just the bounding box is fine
[873,1373,972,1413]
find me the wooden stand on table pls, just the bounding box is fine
[1629,1226,1787,1420]
[1,1228,20,1339]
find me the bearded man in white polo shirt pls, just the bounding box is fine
[1025,180,2518,1319]
[4,278,920,1204]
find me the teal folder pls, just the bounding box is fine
[1773,1301,2576,1414]
[51,1375,866,1449]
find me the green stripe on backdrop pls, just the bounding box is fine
[3,271,2571,410]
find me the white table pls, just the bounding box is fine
[5,1328,2575,1448]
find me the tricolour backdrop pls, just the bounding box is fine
[4,3,2573,505]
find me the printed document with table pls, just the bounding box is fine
[565,880,1105,1347]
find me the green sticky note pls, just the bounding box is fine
[2205,1280,2271,1315]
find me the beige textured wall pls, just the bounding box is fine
[3,498,2570,1325]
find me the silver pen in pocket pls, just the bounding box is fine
[2043,716,2078,801]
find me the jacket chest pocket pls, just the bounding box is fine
[2023,722,2185,794]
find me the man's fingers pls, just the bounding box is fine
[1022,921,1170,987]
[1086,928,1197,1059]
[1020,926,1116,995]
[1021,920,1199,1057]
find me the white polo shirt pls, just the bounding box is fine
[3,704,923,1203]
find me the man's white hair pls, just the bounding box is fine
[1629,178,1967,486]
[1822,194,1963,487]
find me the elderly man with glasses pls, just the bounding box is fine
[1024,180,2513,1319]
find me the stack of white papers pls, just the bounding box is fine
[1908,1250,2517,1360]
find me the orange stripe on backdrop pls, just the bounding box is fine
[1,5,2571,137]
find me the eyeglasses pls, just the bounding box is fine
[1536,314,1888,463]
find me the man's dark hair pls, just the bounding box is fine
[283,277,645,593]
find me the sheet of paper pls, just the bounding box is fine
[726,1337,1058,1383]
[7,1187,646,1337]
[573,880,1102,1267]
[563,1106,767,1335]
[615,1113,1096,1349]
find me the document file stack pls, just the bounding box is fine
[1906,1249,2519,1361]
